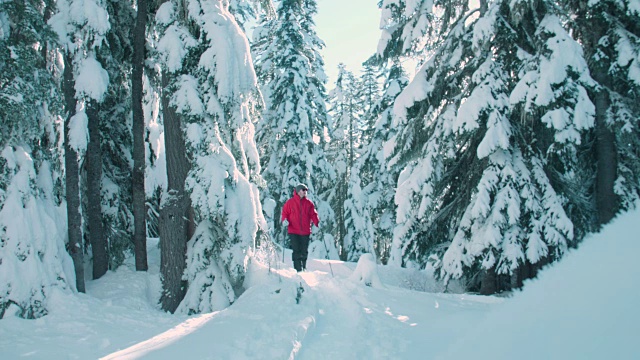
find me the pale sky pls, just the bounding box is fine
[315,0,382,86]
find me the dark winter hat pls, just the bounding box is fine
[295,183,308,192]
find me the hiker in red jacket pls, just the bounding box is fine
[281,183,319,272]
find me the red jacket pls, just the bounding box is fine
[281,190,319,235]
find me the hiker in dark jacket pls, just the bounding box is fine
[281,183,319,272]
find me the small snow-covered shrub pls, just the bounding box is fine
[349,253,384,288]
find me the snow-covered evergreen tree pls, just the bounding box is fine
[567,0,640,224]
[95,0,136,270]
[49,0,112,143]
[143,71,166,240]
[373,0,445,267]
[230,0,275,30]
[360,63,381,112]
[355,60,408,263]
[0,0,73,318]
[142,0,169,242]
[358,62,381,144]
[377,0,446,60]
[252,0,337,259]
[326,64,363,258]
[155,0,265,314]
[342,166,376,262]
[330,64,364,164]
[50,0,114,284]
[385,0,595,293]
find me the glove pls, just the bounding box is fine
[283,219,289,226]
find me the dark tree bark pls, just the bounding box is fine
[159,71,192,313]
[132,0,149,271]
[86,100,108,279]
[348,100,354,169]
[479,265,497,295]
[479,0,488,16]
[593,91,618,226]
[589,18,618,227]
[62,54,85,293]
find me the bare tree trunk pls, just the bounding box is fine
[159,71,192,313]
[86,100,108,279]
[348,100,354,169]
[336,174,347,260]
[594,90,617,226]
[590,18,618,226]
[63,54,85,293]
[132,0,149,271]
[479,265,497,295]
[479,0,488,16]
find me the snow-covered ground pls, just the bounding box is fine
[1,208,639,359]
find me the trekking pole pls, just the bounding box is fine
[320,235,334,277]
[281,225,286,263]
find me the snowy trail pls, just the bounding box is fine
[294,270,410,359]
[292,264,498,359]
[100,258,498,359]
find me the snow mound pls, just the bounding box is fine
[440,207,640,359]
[348,253,384,288]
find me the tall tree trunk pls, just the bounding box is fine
[594,90,617,225]
[337,174,347,260]
[132,0,149,271]
[479,0,488,16]
[63,54,85,293]
[348,101,354,169]
[86,100,108,279]
[479,265,497,295]
[159,71,192,313]
[590,19,618,226]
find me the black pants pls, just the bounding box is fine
[289,233,309,271]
